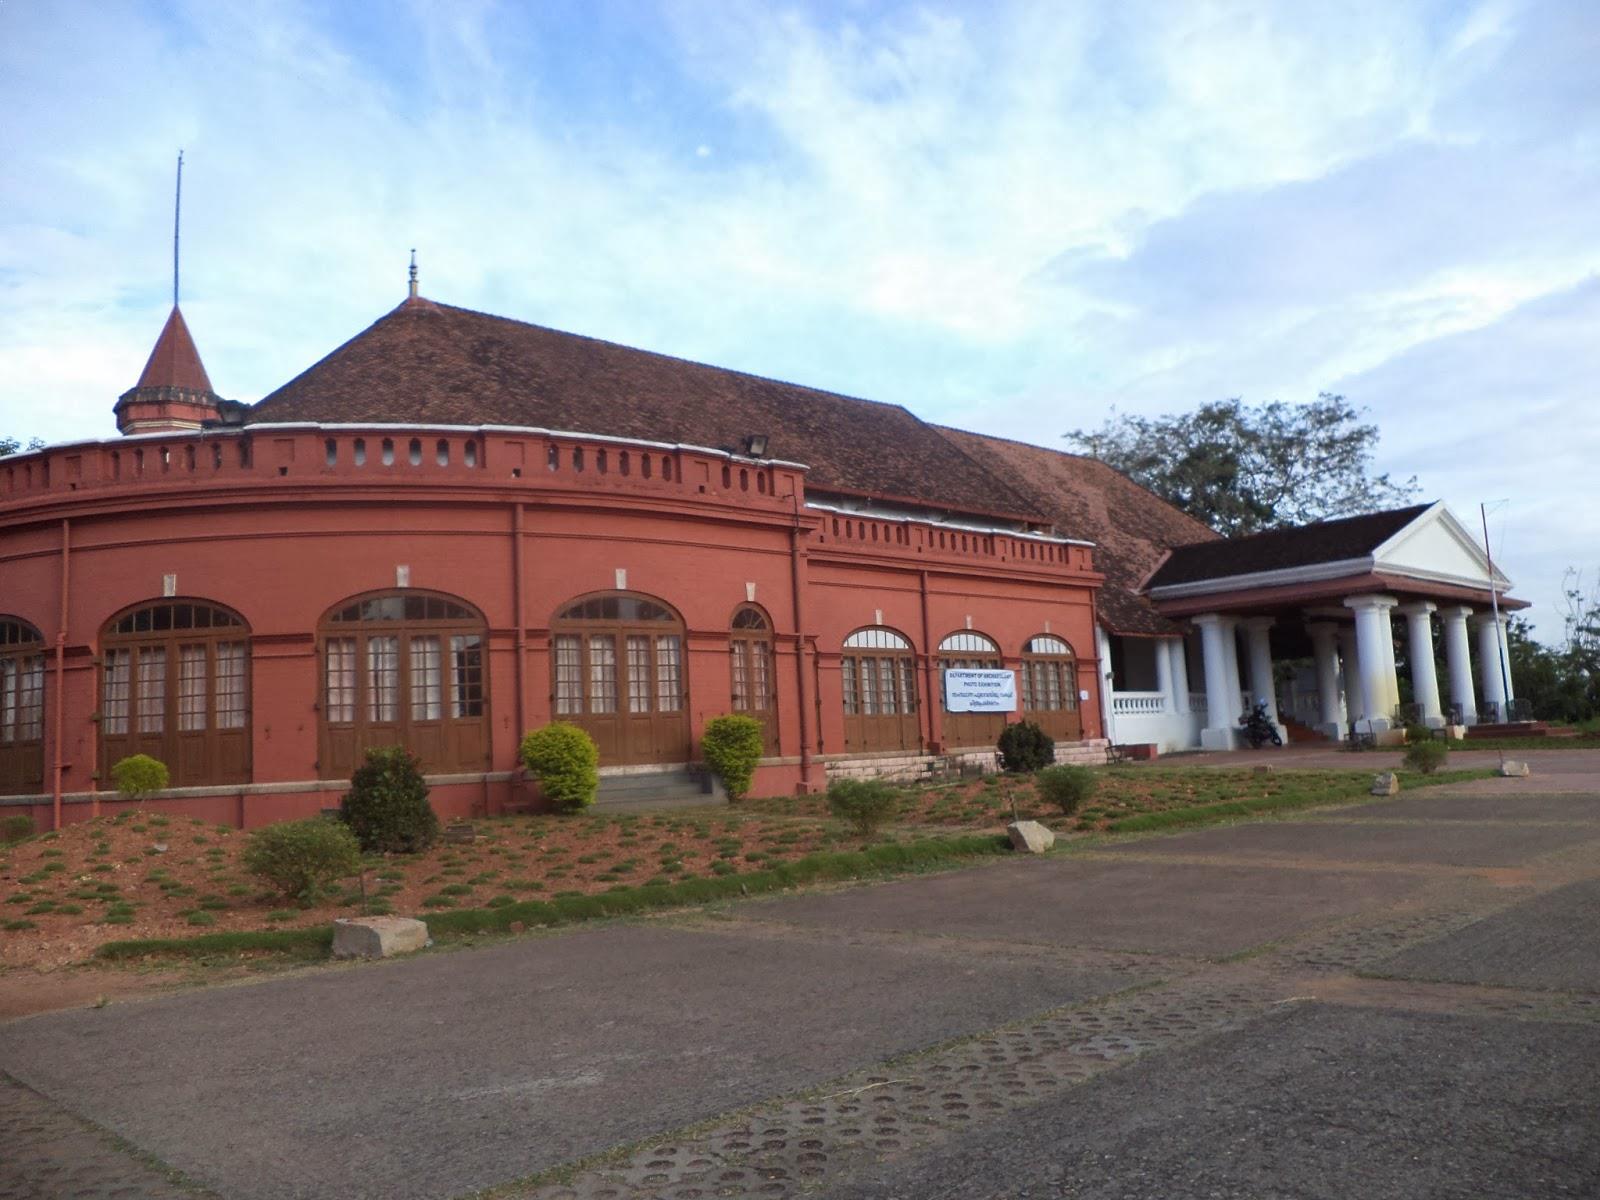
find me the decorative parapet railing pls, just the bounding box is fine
[808,502,1095,576]
[0,424,808,519]
[1112,691,1168,716]
[1189,692,1209,713]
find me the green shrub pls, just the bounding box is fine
[700,714,765,802]
[520,722,600,812]
[997,721,1054,773]
[241,817,362,902]
[110,754,168,801]
[827,778,898,838]
[340,747,439,853]
[0,814,33,844]
[1404,739,1448,775]
[1036,764,1096,815]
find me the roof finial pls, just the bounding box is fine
[408,248,418,299]
[173,150,184,308]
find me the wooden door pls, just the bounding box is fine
[731,608,779,754]
[842,652,920,753]
[1021,638,1082,742]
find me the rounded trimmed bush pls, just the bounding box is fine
[1403,738,1448,775]
[340,747,439,853]
[1036,764,1096,815]
[997,721,1054,773]
[520,722,600,812]
[110,754,168,801]
[242,817,362,903]
[701,714,765,802]
[826,778,898,838]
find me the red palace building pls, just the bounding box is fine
[0,279,1217,829]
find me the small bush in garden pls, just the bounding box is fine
[700,714,766,802]
[997,721,1055,773]
[0,814,33,844]
[1036,765,1097,816]
[1403,739,1448,775]
[520,722,600,812]
[110,754,168,801]
[242,817,362,903]
[340,747,439,853]
[827,779,898,838]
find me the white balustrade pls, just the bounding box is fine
[1112,692,1167,716]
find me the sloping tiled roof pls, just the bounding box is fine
[249,299,1045,522]
[1146,504,1433,589]
[136,306,214,393]
[936,427,1222,635]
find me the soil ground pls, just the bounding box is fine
[2,752,1598,1199]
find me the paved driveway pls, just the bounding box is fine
[3,766,1599,1200]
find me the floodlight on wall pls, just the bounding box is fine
[745,433,769,457]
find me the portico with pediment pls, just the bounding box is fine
[1139,502,1525,750]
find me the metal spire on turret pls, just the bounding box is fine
[173,150,184,307]
[408,248,418,299]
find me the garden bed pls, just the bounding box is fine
[1,765,1488,970]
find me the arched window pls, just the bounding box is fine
[0,618,45,795]
[840,627,919,753]
[100,601,251,787]
[1021,634,1081,742]
[552,592,689,765]
[730,605,777,754]
[318,591,489,777]
[937,630,1007,749]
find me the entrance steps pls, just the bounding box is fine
[1280,717,1333,745]
[593,767,726,812]
[823,740,1109,784]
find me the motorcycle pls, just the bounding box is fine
[1238,700,1284,748]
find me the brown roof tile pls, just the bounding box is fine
[935,428,1222,635]
[136,306,214,393]
[1146,505,1433,589]
[249,299,1046,522]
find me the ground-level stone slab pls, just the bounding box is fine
[821,1004,1600,1200]
[1092,814,1595,867]
[746,856,1421,957]
[0,921,1140,1200]
[331,915,429,959]
[1375,878,1600,993]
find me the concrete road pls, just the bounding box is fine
[3,766,1599,1200]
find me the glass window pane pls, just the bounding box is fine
[367,636,399,723]
[898,658,917,713]
[178,644,207,732]
[326,638,356,723]
[18,655,43,740]
[0,658,14,743]
[859,659,879,715]
[730,642,748,711]
[449,635,483,718]
[656,635,682,712]
[215,642,247,729]
[751,639,771,711]
[136,647,167,734]
[626,635,651,714]
[410,636,442,720]
[588,635,617,714]
[554,635,582,715]
[102,649,130,735]
[842,657,858,716]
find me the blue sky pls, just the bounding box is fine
[1,0,1596,640]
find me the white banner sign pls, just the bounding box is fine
[943,668,1018,713]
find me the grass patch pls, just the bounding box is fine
[1104,768,1493,834]
[96,926,333,961]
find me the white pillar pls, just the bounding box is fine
[1193,613,1241,750]
[1497,618,1516,704]
[1440,606,1477,726]
[1167,636,1191,716]
[1153,635,1174,713]
[1223,620,1243,722]
[1096,624,1117,744]
[1344,594,1400,731]
[1397,602,1442,726]
[1242,617,1279,725]
[1474,612,1507,722]
[1338,627,1366,726]
[1307,622,1344,739]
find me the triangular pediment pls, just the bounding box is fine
[1373,502,1511,591]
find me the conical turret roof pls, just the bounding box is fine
[135,306,213,392]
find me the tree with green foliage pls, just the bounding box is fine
[520,722,600,812]
[110,754,169,801]
[0,436,44,457]
[1065,395,1419,536]
[1507,572,1600,724]
[340,746,439,853]
[243,817,363,902]
[700,715,765,801]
